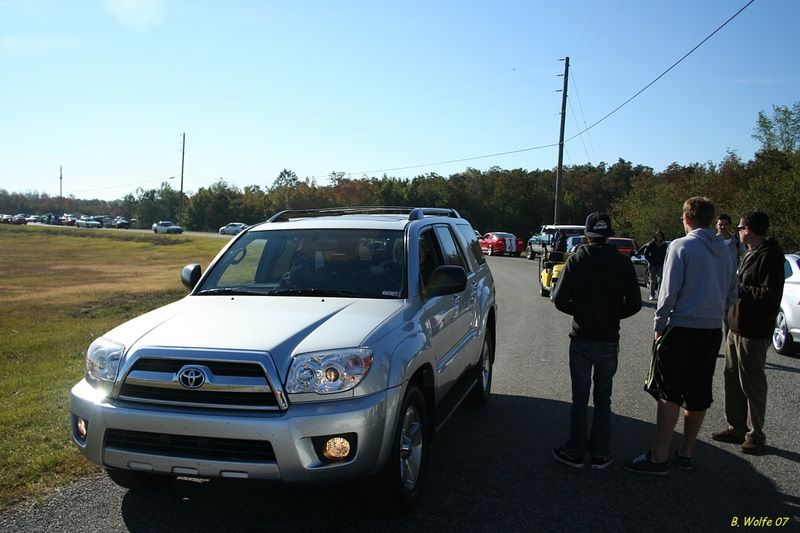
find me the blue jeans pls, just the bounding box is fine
[565,338,619,457]
[649,265,663,299]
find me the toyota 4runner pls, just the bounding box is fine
[70,206,496,514]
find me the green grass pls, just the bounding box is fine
[0,225,224,510]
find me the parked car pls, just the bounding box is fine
[526,224,584,260]
[112,217,131,229]
[565,235,586,253]
[0,214,12,223]
[11,214,29,225]
[152,220,183,234]
[608,237,638,257]
[70,206,496,514]
[60,215,77,226]
[773,252,800,355]
[218,222,248,235]
[76,216,102,228]
[479,232,524,256]
[631,255,650,287]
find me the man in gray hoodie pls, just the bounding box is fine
[625,197,737,475]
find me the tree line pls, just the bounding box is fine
[3,102,798,251]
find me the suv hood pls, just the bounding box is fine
[105,295,403,375]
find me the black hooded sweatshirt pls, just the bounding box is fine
[552,243,642,342]
[727,237,784,339]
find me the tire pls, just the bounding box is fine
[106,468,175,491]
[363,384,429,516]
[487,246,493,256]
[153,229,158,233]
[773,311,797,355]
[465,330,493,407]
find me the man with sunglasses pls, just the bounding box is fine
[712,210,784,455]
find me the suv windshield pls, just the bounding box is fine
[197,228,405,299]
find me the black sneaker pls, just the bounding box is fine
[552,447,585,468]
[674,450,693,471]
[590,455,613,470]
[623,450,669,476]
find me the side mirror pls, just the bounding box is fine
[425,265,468,297]
[181,264,202,290]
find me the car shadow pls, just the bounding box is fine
[117,395,800,532]
[119,394,797,532]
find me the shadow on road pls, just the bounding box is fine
[117,394,797,532]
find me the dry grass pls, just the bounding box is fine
[0,224,224,510]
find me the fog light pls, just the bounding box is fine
[323,436,351,461]
[76,417,88,440]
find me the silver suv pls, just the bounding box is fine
[70,206,496,514]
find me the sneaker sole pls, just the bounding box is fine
[591,459,613,470]
[552,449,584,469]
[623,463,669,476]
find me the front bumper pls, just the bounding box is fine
[70,379,402,484]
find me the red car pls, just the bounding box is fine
[479,232,524,256]
[609,237,638,256]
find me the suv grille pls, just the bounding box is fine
[106,429,276,462]
[117,356,283,411]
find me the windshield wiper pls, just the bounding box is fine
[196,287,266,296]
[266,288,366,297]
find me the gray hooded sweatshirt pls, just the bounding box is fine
[654,227,738,333]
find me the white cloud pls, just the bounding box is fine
[102,0,166,32]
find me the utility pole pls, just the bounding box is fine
[59,166,63,216]
[554,56,569,224]
[179,132,185,226]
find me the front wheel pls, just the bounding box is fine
[487,246,494,256]
[363,384,429,516]
[466,331,494,407]
[773,311,797,355]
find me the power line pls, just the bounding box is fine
[312,142,561,179]
[566,0,757,142]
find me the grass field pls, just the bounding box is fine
[0,224,224,510]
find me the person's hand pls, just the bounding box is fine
[654,330,662,341]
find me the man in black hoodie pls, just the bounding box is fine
[712,210,784,454]
[551,212,642,469]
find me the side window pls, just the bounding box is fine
[785,259,791,279]
[455,224,485,266]
[434,226,467,269]
[418,229,443,291]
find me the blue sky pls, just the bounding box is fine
[1,0,797,201]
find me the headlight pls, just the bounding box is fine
[85,338,125,391]
[286,348,373,394]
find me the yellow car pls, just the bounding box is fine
[539,249,570,297]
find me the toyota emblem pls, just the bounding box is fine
[178,367,206,389]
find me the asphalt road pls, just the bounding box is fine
[2,255,798,532]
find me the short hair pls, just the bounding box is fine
[740,209,769,236]
[717,213,732,224]
[683,196,716,227]
[654,230,665,240]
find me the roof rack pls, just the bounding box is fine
[267,206,461,223]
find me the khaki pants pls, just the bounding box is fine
[724,331,769,443]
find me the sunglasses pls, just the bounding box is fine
[737,225,747,231]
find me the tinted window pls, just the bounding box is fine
[434,226,466,268]
[785,258,791,279]
[455,223,485,265]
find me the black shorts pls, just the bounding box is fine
[645,326,721,411]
